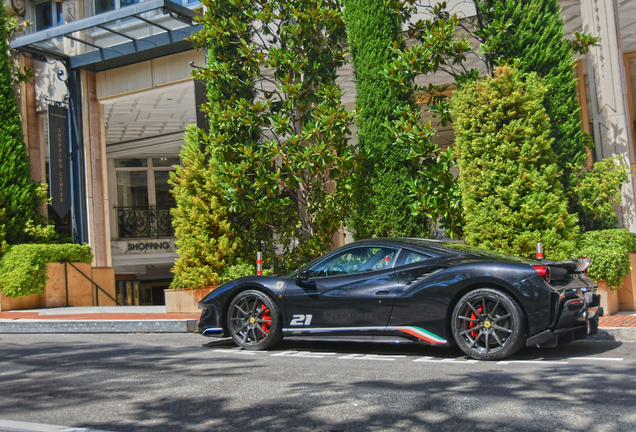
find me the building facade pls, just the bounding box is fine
[5,0,636,305]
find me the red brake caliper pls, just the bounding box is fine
[260,304,271,334]
[469,306,483,338]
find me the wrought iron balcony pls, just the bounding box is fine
[116,206,174,239]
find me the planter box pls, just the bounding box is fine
[0,263,116,311]
[617,252,636,311]
[165,286,217,313]
[597,281,620,316]
[0,292,40,311]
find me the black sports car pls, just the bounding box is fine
[197,238,601,360]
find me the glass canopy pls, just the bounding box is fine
[11,0,201,71]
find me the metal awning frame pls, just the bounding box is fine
[11,0,201,71]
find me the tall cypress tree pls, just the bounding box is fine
[0,11,45,244]
[344,0,428,239]
[477,0,590,198]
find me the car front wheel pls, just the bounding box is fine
[451,288,527,360]
[227,290,283,350]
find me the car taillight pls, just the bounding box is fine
[532,265,551,283]
[577,258,590,275]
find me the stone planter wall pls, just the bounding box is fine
[165,286,217,313]
[617,252,636,311]
[597,281,620,316]
[0,263,116,311]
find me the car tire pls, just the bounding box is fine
[451,288,527,360]
[227,290,283,350]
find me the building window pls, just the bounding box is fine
[114,157,179,238]
[95,0,198,14]
[35,0,63,31]
[95,0,140,15]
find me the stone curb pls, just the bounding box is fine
[0,319,198,334]
[588,327,636,342]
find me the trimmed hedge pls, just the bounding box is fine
[576,229,636,291]
[477,0,591,200]
[451,65,579,260]
[0,244,93,298]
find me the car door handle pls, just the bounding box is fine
[375,290,390,295]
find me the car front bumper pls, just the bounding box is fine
[197,303,228,337]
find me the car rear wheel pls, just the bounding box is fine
[451,288,527,360]
[227,290,283,350]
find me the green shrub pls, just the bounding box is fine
[572,157,632,231]
[451,64,579,260]
[477,0,593,201]
[0,243,93,298]
[0,209,7,256]
[169,126,241,290]
[576,229,636,290]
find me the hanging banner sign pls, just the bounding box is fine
[48,105,71,219]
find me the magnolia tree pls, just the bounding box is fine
[184,0,358,272]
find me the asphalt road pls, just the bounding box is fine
[0,333,635,432]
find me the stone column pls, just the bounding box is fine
[22,57,45,184]
[81,70,112,267]
[581,0,636,232]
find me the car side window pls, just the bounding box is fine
[308,246,400,278]
[396,250,430,267]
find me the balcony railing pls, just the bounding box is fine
[116,206,174,238]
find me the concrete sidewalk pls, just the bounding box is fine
[0,306,199,334]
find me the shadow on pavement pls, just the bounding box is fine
[0,336,633,432]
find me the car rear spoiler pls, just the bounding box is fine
[541,258,591,281]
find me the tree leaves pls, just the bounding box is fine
[193,0,357,270]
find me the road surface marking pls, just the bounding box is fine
[271,351,336,358]
[339,354,406,361]
[270,351,299,357]
[414,356,478,364]
[289,351,337,358]
[213,349,262,356]
[568,357,624,361]
[497,360,568,365]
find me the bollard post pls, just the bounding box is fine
[257,251,263,275]
[536,242,543,259]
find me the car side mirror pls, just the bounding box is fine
[297,269,309,281]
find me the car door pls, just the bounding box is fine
[283,245,401,332]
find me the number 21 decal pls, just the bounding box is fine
[290,314,313,326]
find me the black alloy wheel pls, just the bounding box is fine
[451,288,527,360]
[227,290,283,350]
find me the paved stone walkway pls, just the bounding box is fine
[599,313,636,328]
[0,311,199,320]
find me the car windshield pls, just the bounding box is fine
[305,246,399,277]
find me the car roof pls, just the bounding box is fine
[349,238,537,265]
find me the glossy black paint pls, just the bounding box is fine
[284,266,398,328]
[197,238,598,347]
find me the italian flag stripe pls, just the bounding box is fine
[393,327,447,344]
